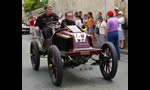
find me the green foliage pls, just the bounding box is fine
[23,0,48,12]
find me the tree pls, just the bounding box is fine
[23,0,48,12]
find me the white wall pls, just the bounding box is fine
[48,0,115,19]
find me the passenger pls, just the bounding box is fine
[61,12,75,29]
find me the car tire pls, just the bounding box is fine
[99,42,118,80]
[47,45,63,86]
[30,40,40,71]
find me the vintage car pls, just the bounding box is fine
[30,21,118,86]
[22,23,30,34]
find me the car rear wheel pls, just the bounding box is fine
[30,41,40,71]
[99,42,118,80]
[47,45,63,86]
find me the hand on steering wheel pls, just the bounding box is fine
[46,21,59,26]
[46,21,61,30]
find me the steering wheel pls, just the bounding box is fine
[46,21,60,29]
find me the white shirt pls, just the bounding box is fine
[96,21,101,29]
[75,19,82,27]
[99,21,106,34]
[83,18,88,25]
[118,17,125,31]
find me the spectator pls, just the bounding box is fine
[95,12,103,47]
[29,16,35,39]
[98,16,106,47]
[22,19,24,24]
[118,11,125,49]
[73,11,79,22]
[75,15,82,27]
[88,12,95,44]
[83,14,88,25]
[114,7,120,17]
[105,11,120,60]
[79,11,84,19]
[82,14,89,33]
[95,17,101,47]
[96,12,102,21]
[79,11,84,23]
[98,12,102,17]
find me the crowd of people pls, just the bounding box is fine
[27,5,126,60]
[57,8,125,50]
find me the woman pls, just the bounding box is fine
[105,11,120,60]
[98,16,106,47]
[88,12,95,44]
[118,11,125,49]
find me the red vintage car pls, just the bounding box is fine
[30,21,118,86]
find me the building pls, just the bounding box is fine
[48,0,115,19]
[31,7,44,17]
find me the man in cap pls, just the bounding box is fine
[35,5,59,53]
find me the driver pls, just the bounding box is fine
[35,5,59,37]
[35,5,59,52]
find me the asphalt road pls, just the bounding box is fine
[22,34,128,90]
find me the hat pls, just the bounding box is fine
[44,5,53,10]
[107,11,114,17]
[114,7,119,10]
[98,16,103,19]
[118,11,123,15]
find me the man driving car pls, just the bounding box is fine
[35,5,59,52]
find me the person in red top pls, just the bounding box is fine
[29,16,35,39]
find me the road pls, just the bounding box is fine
[22,34,128,90]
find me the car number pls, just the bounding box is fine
[73,33,86,43]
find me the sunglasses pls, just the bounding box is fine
[67,16,73,18]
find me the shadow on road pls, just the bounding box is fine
[23,65,116,88]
